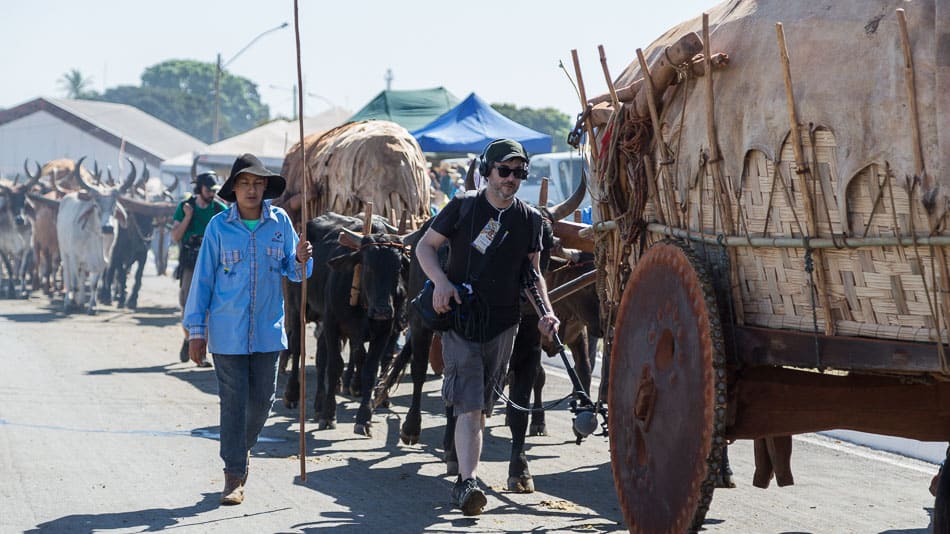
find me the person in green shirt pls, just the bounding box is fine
[171,172,228,366]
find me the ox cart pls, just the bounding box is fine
[572,0,950,532]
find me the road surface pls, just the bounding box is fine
[0,266,939,533]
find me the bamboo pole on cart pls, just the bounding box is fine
[776,22,834,336]
[570,49,598,161]
[703,13,745,324]
[636,48,682,229]
[293,0,310,480]
[598,45,628,309]
[897,8,950,363]
[598,45,630,205]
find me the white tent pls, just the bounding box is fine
[160,107,351,187]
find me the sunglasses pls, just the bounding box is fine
[494,164,528,180]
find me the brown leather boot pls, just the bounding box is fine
[220,473,244,505]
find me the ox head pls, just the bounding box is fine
[1,166,43,227]
[329,229,410,322]
[72,156,134,236]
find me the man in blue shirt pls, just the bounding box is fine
[184,153,313,506]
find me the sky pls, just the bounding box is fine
[3,0,715,121]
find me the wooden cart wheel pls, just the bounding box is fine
[609,241,727,533]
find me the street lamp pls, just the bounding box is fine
[212,21,288,142]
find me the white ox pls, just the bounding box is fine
[56,157,133,313]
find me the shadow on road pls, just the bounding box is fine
[24,492,292,533]
[242,372,625,532]
[87,362,219,397]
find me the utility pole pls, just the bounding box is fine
[212,53,223,142]
[385,68,393,91]
[211,22,288,142]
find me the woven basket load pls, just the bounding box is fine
[276,120,430,225]
[591,0,948,345]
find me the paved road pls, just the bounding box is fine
[0,267,940,533]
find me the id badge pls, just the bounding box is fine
[472,218,500,254]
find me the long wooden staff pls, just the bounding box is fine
[293,0,310,481]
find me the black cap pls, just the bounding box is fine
[483,139,529,165]
[218,153,286,203]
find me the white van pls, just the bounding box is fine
[516,152,590,210]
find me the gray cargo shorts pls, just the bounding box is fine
[440,324,519,416]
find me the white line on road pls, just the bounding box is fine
[794,433,939,474]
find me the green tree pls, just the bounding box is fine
[94,59,269,143]
[58,69,96,99]
[491,103,573,152]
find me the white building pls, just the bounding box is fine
[0,97,206,185]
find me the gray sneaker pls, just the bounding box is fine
[452,477,486,516]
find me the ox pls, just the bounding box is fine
[282,212,409,436]
[23,158,92,296]
[0,170,42,298]
[56,157,134,314]
[98,163,176,309]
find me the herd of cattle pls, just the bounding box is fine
[0,155,605,493]
[0,158,177,313]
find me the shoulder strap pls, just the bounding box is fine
[452,190,479,233]
[528,204,542,251]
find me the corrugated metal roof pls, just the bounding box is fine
[46,98,206,160]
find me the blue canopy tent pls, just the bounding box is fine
[410,93,552,154]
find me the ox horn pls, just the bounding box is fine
[23,159,42,186]
[133,163,149,195]
[548,168,588,221]
[119,158,137,194]
[20,160,42,195]
[190,155,198,180]
[93,161,104,185]
[106,167,115,187]
[72,157,97,194]
[166,174,179,195]
[338,226,363,249]
[464,159,477,191]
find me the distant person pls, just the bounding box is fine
[183,153,313,505]
[171,172,227,366]
[439,165,458,198]
[416,139,559,516]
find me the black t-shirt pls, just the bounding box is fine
[430,190,541,338]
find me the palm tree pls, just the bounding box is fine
[58,69,95,99]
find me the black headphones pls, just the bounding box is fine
[477,139,504,177]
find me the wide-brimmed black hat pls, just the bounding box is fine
[218,153,286,203]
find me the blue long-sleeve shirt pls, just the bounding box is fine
[183,200,313,355]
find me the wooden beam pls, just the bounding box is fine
[728,367,950,441]
[734,325,946,373]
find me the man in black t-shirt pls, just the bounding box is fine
[416,139,560,516]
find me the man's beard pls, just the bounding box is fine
[492,182,517,201]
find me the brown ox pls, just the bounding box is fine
[24,159,80,296]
